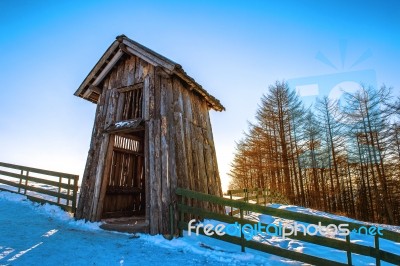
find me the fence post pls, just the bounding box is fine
[72,176,78,213]
[374,234,380,266]
[24,171,29,195]
[57,177,62,204]
[240,208,245,252]
[67,177,71,206]
[345,234,352,265]
[244,189,249,215]
[18,170,23,193]
[229,190,233,216]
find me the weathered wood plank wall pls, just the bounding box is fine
[76,53,222,235]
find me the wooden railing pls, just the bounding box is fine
[0,162,79,213]
[177,188,400,266]
[226,188,289,215]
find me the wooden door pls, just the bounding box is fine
[102,135,145,218]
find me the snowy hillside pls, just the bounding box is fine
[0,191,398,265]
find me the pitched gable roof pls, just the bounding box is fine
[74,35,225,111]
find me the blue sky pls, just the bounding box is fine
[1,0,399,190]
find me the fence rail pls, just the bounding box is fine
[177,188,400,266]
[226,188,289,216]
[0,162,79,213]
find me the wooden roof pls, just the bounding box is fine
[74,35,225,111]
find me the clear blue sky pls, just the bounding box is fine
[1,0,399,191]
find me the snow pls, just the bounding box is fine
[115,121,131,128]
[0,190,399,265]
[114,120,139,128]
[239,205,400,265]
[0,191,296,265]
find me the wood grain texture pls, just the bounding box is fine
[76,52,223,234]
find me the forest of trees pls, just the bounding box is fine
[229,81,400,225]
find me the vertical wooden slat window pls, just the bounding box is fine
[119,83,143,121]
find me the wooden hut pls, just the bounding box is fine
[74,35,224,235]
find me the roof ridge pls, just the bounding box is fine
[74,35,225,111]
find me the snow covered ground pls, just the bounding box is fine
[0,191,303,265]
[0,191,399,265]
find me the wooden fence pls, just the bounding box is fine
[0,162,79,213]
[226,188,289,216]
[177,188,400,266]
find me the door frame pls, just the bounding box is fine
[96,132,146,220]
